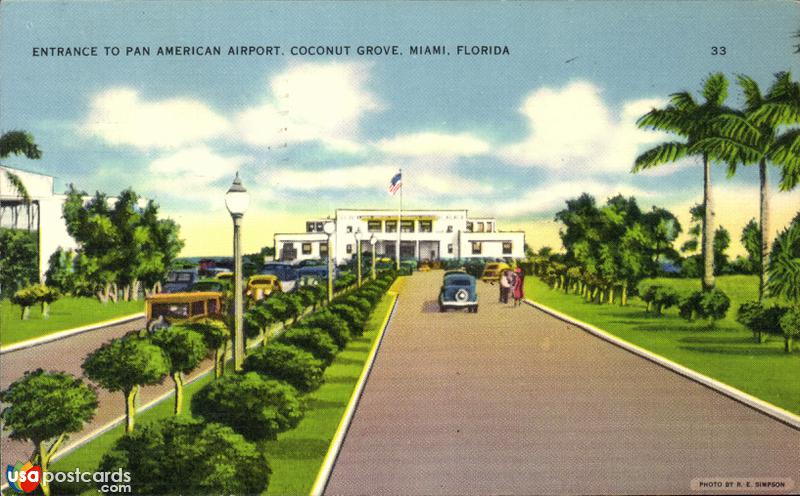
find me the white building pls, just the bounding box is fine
[274,208,525,265]
[0,166,77,280]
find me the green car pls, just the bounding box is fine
[191,278,231,293]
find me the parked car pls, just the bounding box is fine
[297,265,338,280]
[164,269,199,293]
[481,262,511,284]
[439,272,478,313]
[146,291,223,330]
[259,263,298,292]
[297,258,325,268]
[247,275,283,301]
[191,278,230,293]
[294,275,322,290]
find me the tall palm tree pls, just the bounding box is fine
[633,73,732,291]
[1,131,42,232]
[693,72,800,300]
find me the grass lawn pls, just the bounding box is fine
[1,297,143,346]
[525,274,800,415]
[45,289,398,496]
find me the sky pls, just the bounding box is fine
[1,1,798,257]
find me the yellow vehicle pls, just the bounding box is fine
[481,262,511,283]
[145,291,223,329]
[247,275,283,301]
[215,271,234,283]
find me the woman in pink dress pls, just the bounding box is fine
[512,266,525,306]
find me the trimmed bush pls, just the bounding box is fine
[99,416,270,495]
[243,343,324,393]
[356,287,382,306]
[341,295,371,316]
[329,303,366,337]
[640,284,659,313]
[652,287,679,316]
[11,283,60,320]
[737,301,789,343]
[779,308,800,353]
[192,372,304,440]
[278,326,338,366]
[301,310,351,349]
[679,289,730,325]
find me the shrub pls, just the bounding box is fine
[278,326,338,366]
[192,372,304,440]
[186,318,230,379]
[341,295,371,316]
[680,289,730,325]
[243,343,324,393]
[294,286,318,308]
[737,301,789,343]
[329,303,366,336]
[334,273,357,291]
[259,295,292,325]
[99,416,270,495]
[779,308,800,353]
[652,287,680,316]
[639,284,659,313]
[301,310,351,349]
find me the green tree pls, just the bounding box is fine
[0,228,38,297]
[740,219,762,275]
[767,214,800,310]
[278,326,338,366]
[99,416,270,495]
[0,370,97,496]
[151,326,208,415]
[634,73,732,291]
[779,308,799,353]
[641,206,683,268]
[187,318,230,379]
[82,337,170,432]
[192,372,304,440]
[696,72,800,299]
[713,226,731,274]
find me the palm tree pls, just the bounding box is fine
[633,73,732,291]
[767,214,799,306]
[692,72,800,300]
[1,131,42,232]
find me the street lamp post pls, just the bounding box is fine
[323,221,335,302]
[370,233,377,280]
[225,173,249,372]
[355,228,363,287]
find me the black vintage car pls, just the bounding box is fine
[439,272,478,313]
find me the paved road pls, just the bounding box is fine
[0,316,215,482]
[326,271,800,495]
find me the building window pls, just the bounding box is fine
[315,222,323,232]
[503,242,512,255]
[401,220,414,232]
[319,242,328,258]
[419,220,432,232]
[487,222,493,232]
[466,221,473,232]
[447,225,453,233]
[383,241,396,256]
[448,243,454,254]
[346,244,353,254]
[477,222,485,232]
[385,220,397,233]
[302,243,312,255]
[346,225,353,233]
[368,220,382,232]
[306,222,315,233]
[471,242,482,255]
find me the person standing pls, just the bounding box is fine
[512,266,525,306]
[499,269,511,303]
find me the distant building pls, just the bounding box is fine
[0,166,77,280]
[274,208,525,265]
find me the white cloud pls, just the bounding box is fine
[81,88,231,149]
[147,146,253,207]
[262,162,493,196]
[377,131,491,158]
[487,180,652,217]
[499,81,668,174]
[236,62,381,152]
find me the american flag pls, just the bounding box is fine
[388,171,402,195]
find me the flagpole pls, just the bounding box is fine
[396,168,402,270]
